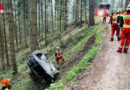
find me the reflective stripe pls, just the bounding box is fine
[113,15,118,18]
[123,25,130,28]
[125,46,129,48]
[5,88,9,90]
[113,21,117,23]
[123,15,130,19]
[123,15,130,24]
[117,23,120,25]
[126,8,130,10]
[2,84,6,86]
[119,46,123,48]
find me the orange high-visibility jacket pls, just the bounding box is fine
[112,14,119,25]
[104,12,108,17]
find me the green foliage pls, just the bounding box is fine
[95,17,100,24]
[47,24,105,90]
[66,46,98,83]
[45,81,63,90]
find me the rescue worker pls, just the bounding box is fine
[111,11,121,41]
[119,10,125,31]
[117,5,130,53]
[103,10,108,23]
[109,10,114,24]
[1,79,12,90]
[55,47,64,65]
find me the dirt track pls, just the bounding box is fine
[64,23,130,90]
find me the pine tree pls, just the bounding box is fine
[8,0,18,74]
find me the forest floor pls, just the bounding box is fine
[1,18,101,90]
[64,21,130,90]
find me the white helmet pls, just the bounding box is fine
[126,4,130,10]
[56,47,60,50]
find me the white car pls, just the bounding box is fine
[27,50,59,84]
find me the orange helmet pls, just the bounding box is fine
[1,79,10,87]
[126,4,130,11]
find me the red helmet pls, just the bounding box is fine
[1,79,10,87]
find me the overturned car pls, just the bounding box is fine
[27,50,59,84]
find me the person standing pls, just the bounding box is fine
[109,10,114,24]
[117,5,130,53]
[103,10,108,23]
[111,11,121,41]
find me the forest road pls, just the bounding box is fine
[64,23,130,90]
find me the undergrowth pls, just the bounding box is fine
[0,18,102,90]
[46,24,105,90]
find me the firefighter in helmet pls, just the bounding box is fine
[111,10,121,41]
[1,79,12,90]
[55,47,64,65]
[103,10,108,23]
[117,4,130,53]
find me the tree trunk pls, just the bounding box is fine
[55,3,57,29]
[14,8,18,49]
[59,0,62,43]
[23,0,28,48]
[8,0,18,74]
[64,0,68,30]
[89,0,95,26]
[75,0,79,22]
[45,0,48,47]
[125,0,130,8]
[111,0,115,9]
[0,16,6,72]
[38,1,41,36]
[18,13,22,44]
[84,0,88,26]
[51,0,54,34]
[41,0,44,34]
[2,0,10,68]
[80,0,82,27]
[30,0,39,51]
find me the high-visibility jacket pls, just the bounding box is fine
[117,14,124,27]
[104,12,108,17]
[118,13,130,52]
[1,79,9,87]
[112,14,119,24]
[123,13,130,28]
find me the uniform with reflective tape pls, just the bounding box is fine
[111,14,121,40]
[55,50,64,64]
[118,13,130,52]
[109,13,113,24]
[1,79,12,90]
[103,11,108,23]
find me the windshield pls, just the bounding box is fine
[99,4,110,8]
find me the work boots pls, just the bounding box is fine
[111,38,114,41]
[117,37,121,41]
[117,50,128,54]
[123,50,128,53]
[117,50,122,53]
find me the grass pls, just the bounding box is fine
[46,23,105,90]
